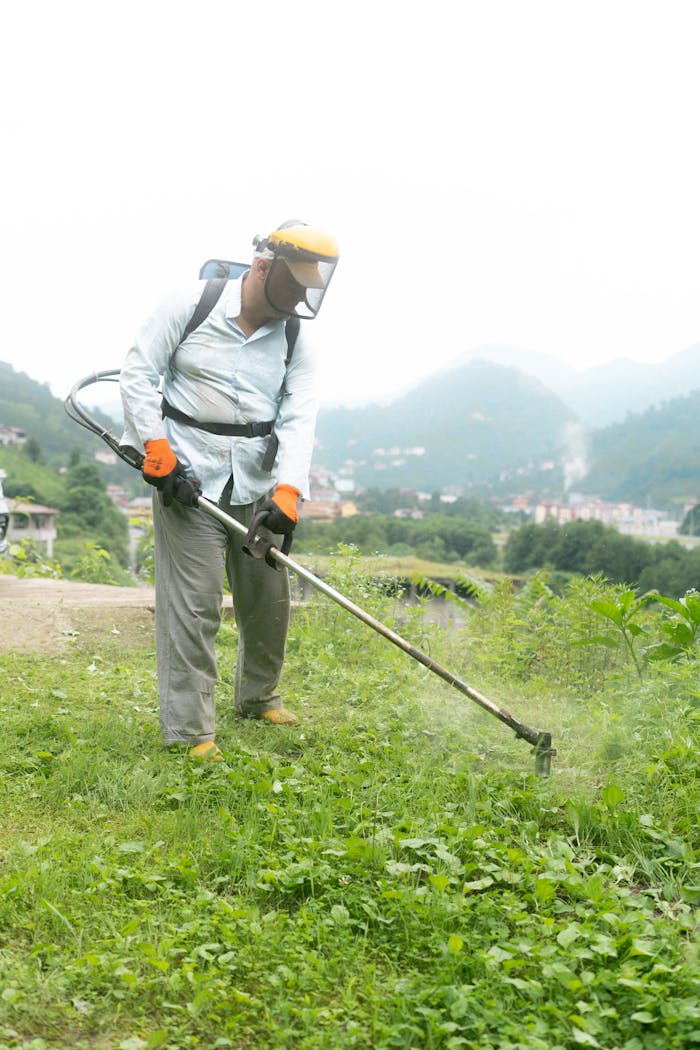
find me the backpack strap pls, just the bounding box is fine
[284,315,300,366]
[180,277,228,344]
[261,317,300,471]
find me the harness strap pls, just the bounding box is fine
[161,398,274,438]
[260,434,279,473]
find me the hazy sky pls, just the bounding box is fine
[2,0,699,407]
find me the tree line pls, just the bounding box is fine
[503,518,700,597]
[5,449,699,598]
[295,513,498,566]
[298,499,700,598]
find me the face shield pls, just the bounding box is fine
[255,223,339,320]
[264,255,337,319]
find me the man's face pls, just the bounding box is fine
[264,259,308,316]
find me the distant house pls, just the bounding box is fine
[0,424,28,447]
[300,499,358,523]
[6,500,59,557]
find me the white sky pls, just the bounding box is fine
[1,0,699,407]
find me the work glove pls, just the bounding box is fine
[243,484,300,566]
[142,438,202,508]
[259,484,300,535]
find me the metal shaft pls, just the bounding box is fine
[199,496,555,773]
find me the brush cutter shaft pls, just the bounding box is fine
[198,496,547,752]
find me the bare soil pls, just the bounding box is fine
[0,574,157,654]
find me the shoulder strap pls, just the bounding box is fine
[284,315,300,365]
[259,317,302,473]
[180,277,228,344]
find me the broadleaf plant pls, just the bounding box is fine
[643,589,700,663]
[586,588,655,678]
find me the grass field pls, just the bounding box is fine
[1,566,699,1049]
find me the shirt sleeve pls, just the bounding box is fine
[119,285,200,451]
[274,331,319,499]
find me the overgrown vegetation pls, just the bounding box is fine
[1,555,698,1048]
[52,455,130,574]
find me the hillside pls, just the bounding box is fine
[0,362,138,494]
[315,358,700,507]
[315,360,576,492]
[576,390,700,508]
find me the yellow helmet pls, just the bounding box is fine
[266,223,339,262]
[254,220,339,319]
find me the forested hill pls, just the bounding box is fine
[0,362,118,462]
[315,360,576,491]
[576,389,700,506]
[0,362,136,491]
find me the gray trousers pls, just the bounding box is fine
[153,486,290,745]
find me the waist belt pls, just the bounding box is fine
[161,398,278,472]
[162,398,274,437]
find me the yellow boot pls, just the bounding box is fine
[257,707,299,727]
[188,741,224,761]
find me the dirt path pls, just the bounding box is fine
[0,574,157,653]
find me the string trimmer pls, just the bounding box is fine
[65,370,556,776]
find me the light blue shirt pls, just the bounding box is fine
[120,275,318,504]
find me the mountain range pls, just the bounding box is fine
[315,349,700,506]
[449,342,700,426]
[315,360,576,493]
[1,346,699,511]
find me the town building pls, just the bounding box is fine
[5,500,60,557]
[0,424,28,447]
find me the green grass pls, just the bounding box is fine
[1,574,699,1049]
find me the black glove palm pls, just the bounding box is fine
[255,497,297,537]
[144,460,202,508]
[243,500,296,567]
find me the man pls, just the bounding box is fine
[120,221,339,761]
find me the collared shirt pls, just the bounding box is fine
[119,275,318,504]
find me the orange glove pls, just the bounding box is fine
[271,484,300,524]
[244,485,300,562]
[143,438,178,478]
[142,438,202,508]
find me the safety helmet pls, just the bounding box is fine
[253,220,339,319]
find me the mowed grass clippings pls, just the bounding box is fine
[0,586,699,1050]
